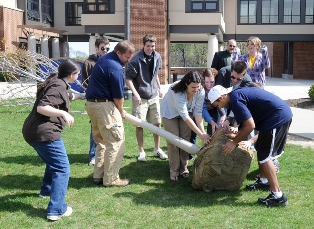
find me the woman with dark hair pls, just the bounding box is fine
[22,59,84,221]
[160,71,211,181]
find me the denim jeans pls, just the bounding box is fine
[29,138,70,216]
[89,125,97,161]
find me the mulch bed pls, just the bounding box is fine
[285,98,314,111]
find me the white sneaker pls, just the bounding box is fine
[88,158,95,166]
[47,206,73,221]
[137,152,146,161]
[154,148,168,159]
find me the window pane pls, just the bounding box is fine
[283,15,291,23]
[240,1,248,23]
[205,3,216,9]
[305,16,314,23]
[292,15,300,23]
[99,4,109,11]
[88,4,96,11]
[192,3,203,10]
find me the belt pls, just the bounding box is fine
[87,98,111,102]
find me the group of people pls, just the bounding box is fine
[21,35,291,221]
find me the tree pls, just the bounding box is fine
[170,43,207,67]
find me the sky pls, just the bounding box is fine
[69,42,118,56]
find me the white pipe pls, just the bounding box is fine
[125,113,200,154]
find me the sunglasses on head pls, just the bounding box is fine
[229,45,236,48]
[101,47,110,51]
[231,76,243,81]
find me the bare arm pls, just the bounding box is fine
[222,117,255,154]
[126,79,141,105]
[37,105,74,128]
[113,98,126,118]
[185,117,210,143]
[156,75,163,98]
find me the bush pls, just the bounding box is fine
[309,84,314,101]
[0,72,15,82]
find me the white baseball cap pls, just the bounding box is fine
[207,85,233,103]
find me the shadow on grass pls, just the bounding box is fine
[0,192,45,218]
[111,158,256,208]
[0,153,91,166]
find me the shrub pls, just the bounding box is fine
[0,72,15,82]
[309,84,314,101]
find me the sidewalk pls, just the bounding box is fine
[264,76,314,140]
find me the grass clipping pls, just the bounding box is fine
[192,128,254,192]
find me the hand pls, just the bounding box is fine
[159,90,163,98]
[219,115,226,126]
[133,94,142,105]
[120,109,127,119]
[62,112,74,128]
[222,141,237,155]
[239,141,252,151]
[200,133,211,144]
[210,120,218,136]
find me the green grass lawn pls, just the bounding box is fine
[0,100,313,228]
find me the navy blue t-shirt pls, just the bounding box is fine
[230,87,293,132]
[86,52,124,101]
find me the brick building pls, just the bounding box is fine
[1,0,314,82]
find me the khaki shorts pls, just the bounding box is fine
[132,95,161,125]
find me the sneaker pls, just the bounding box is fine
[154,148,168,159]
[246,179,270,191]
[258,192,288,207]
[137,152,146,161]
[104,179,129,187]
[39,194,49,198]
[47,206,73,221]
[88,158,95,166]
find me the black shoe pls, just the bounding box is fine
[93,178,103,185]
[255,174,260,180]
[246,179,270,191]
[258,192,288,207]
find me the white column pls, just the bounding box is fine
[207,35,218,68]
[28,32,36,53]
[62,41,69,58]
[89,35,96,55]
[52,37,60,58]
[41,35,49,57]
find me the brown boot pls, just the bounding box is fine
[105,179,129,187]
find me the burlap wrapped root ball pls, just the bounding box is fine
[192,128,254,192]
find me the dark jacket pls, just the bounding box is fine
[211,50,232,71]
[125,49,162,99]
[82,54,99,88]
[215,66,252,89]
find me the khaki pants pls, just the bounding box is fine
[162,117,191,177]
[86,101,125,185]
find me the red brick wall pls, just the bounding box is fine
[272,42,285,78]
[293,42,314,79]
[130,0,169,84]
[0,6,23,52]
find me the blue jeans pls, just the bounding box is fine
[29,138,70,216]
[89,125,97,161]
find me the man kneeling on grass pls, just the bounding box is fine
[207,85,292,207]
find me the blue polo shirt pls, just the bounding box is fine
[230,87,293,132]
[86,52,125,101]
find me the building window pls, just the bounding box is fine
[305,0,314,23]
[191,0,218,12]
[283,0,300,23]
[66,2,82,26]
[27,0,40,21]
[262,0,278,23]
[240,0,257,23]
[41,0,53,24]
[84,0,110,13]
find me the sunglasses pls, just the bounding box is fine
[101,47,110,51]
[229,45,236,48]
[231,76,243,81]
